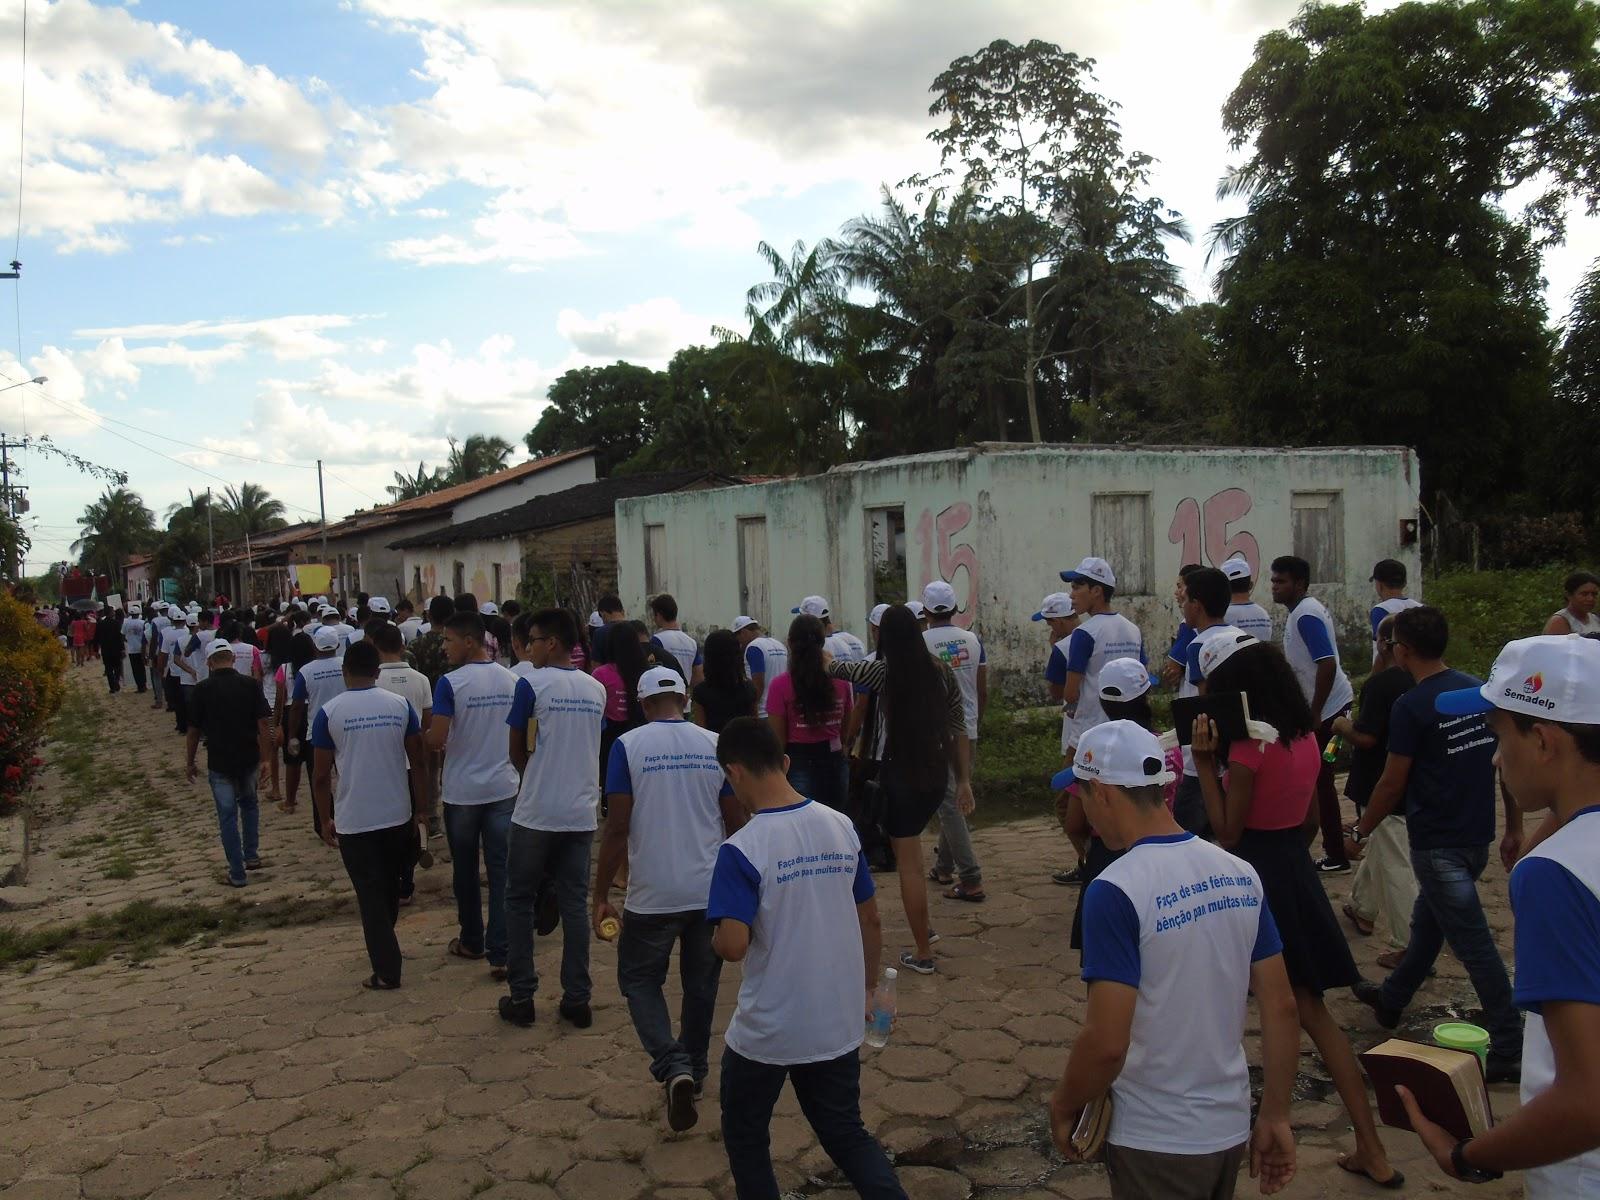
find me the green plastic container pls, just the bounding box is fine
[1434,1022,1491,1067]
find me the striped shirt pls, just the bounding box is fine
[826,657,966,761]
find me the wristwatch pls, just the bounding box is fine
[1451,1138,1502,1183]
[1345,824,1367,845]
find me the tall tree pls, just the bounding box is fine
[525,363,666,476]
[216,483,287,540]
[1545,258,1600,520]
[387,461,448,501]
[445,434,514,484]
[1212,0,1600,503]
[73,487,156,581]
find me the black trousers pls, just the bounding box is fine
[103,653,122,693]
[338,820,412,985]
[128,654,147,693]
[165,676,187,732]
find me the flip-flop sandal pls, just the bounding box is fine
[447,937,484,961]
[1342,903,1374,936]
[362,975,400,991]
[943,883,987,903]
[1336,1156,1404,1190]
[927,869,953,885]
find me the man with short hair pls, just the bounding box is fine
[160,608,191,730]
[149,603,172,710]
[709,716,905,1200]
[427,612,520,975]
[395,597,422,644]
[122,606,148,694]
[590,594,627,666]
[1221,557,1274,641]
[1349,606,1523,1081]
[1368,559,1422,664]
[1049,720,1299,1199]
[1173,567,1238,837]
[500,608,608,1029]
[1270,554,1355,873]
[732,616,787,717]
[795,595,865,662]
[371,622,432,905]
[290,625,349,836]
[186,641,272,888]
[922,580,986,901]
[1401,635,1600,1192]
[593,667,745,1132]
[311,640,429,990]
[96,608,126,694]
[649,593,703,692]
[1160,564,1206,689]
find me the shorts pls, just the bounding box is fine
[880,761,944,840]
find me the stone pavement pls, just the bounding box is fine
[0,668,1528,1198]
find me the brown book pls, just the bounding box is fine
[1359,1039,1492,1141]
[1071,1092,1113,1161]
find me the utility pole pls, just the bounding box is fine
[205,486,215,602]
[0,433,28,581]
[316,458,328,597]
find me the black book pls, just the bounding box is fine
[1170,691,1251,746]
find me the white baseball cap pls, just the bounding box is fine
[1053,720,1176,791]
[480,601,499,616]
[1196,628,1257,679]
[588,611,605,629]
[367,596,392,614]
[347,605,360,619]
[637,665,687,699]
[185,613,200,627]
[922,580,958,614]
[206,639,236,662]
[1060,556,1116,589]
[868,603,889,627]
[1031,592,1075,621]
[1437,635,1600,723]
[792,595,830,619]
[1221,557,1253,582]
[312,625,343,651]
[906,600,926,618]
[730,615,759,634]
[1098,657,1153,703]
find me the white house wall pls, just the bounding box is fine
[403,538,522,605]
[616,445,1420,692]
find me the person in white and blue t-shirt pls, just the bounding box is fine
[1270,554,1355,873]
[593,666,745,1135]
[309,640,428,991]
[1399,636,1600,1194]
[499,608,608,1031]
[708,716,905,1200]
[649,592,703,697]
[732,615,788,718]
[1368,558,1422,663]
[425,611,521,973]
[289,625,348,837]
[1049,720,1300,1200]
[1222,556,1275,642]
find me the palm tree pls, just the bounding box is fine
[742,239,846,361]
[445,434,514,485]
[216,483,287,540]
[388,461,448,501]
[73,487,156,580]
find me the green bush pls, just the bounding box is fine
[1425,565,1577,679]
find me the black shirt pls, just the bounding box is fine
[189,668,271,776]
[591,622,615,666]
[1346,666,1412,809]
[691,680,756,734]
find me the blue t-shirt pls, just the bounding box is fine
[1167,622,1195,667]
[1387,668,1497,851]
[1045,645,1069,686]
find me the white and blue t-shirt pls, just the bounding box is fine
[826,631,867,663]
[310,686,420,835]
[605,719,731,914]
[292,655,348,726]
[707,799,875,1066]
[743,636,789,718]
[1179,624,1241,777]
[433,659,520,806]
[923,624,985,741]
[1369,597,1422,661]
[183,629,217,685]
[161,624,188,678]
[1081,832,1282,1155]
[507,665,607,832]
[1059,611,1145,751]
[1225,601,1274,642]
[651,629,702,681]
[1509,805,1600,1199]
[122,617,146,654]
[1166,622,1195,669]
[1282,595,1353,721]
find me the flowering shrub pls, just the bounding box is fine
[0,591,67,811]
[0,670,44,807]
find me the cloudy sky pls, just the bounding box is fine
[5,0,1598,575]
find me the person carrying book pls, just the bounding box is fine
[1398,635,1600,1193]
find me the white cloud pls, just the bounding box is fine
[556,297,722,363]
[75,314,361,362]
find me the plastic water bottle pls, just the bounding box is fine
[865,967,897,1048]
[1322,735,1344,764]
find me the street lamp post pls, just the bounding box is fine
[0,376,47,580]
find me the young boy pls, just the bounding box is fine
[1401,636,1600,1192]
[1050,720,1300,1200]
[709,716,904,1199]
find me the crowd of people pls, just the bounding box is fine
[35,561,1600,1200]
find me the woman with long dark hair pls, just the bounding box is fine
[765,615,853,812]
[692,628,756,734]
[1194,639,1400,1188]
[827,605,971,974]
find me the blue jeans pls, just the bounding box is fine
[209,769,259,884]
[1379,844,1522,1061]
[443,797,514,966]
[617,909,722,1084]
[505,825,592,1005]
[721,1046,906,1200]
[786,743,848,812]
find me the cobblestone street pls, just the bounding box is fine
[0,670,1528,1198]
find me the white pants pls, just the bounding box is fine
[1350,815,1417,949]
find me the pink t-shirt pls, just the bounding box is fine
[1227,734,1320,831]
[765,673,853,750]
[593,663,629,722]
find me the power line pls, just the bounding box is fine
[322,466,383,506]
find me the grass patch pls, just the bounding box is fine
[0,896,350,970]
[971,701,1061,828]
[1425,564,1575,680]
[100,853,136,880]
